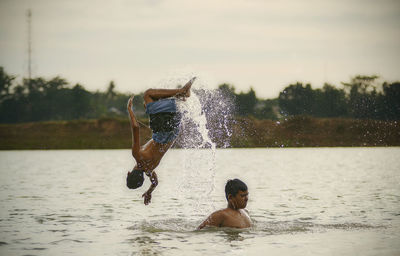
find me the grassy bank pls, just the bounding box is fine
[231,116,400,147]
[0,116,399,149]
[0,118,151,150]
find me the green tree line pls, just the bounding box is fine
[0,66,399,123]
[0,67,144,123]
[277,76,400,120]
[220,75,400,120]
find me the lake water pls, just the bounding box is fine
[0,148,399,256]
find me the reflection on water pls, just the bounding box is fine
[0,148,399,256]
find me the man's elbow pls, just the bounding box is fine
[151,179,158,187]
[132,150,139,159]
[131,122,139,129]
[197,224,205,230]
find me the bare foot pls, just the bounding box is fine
[181,83,191,98]
[177,77,195,100]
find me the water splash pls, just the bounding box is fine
[170,78,235,215]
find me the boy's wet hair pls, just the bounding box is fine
[225,179,248,200]
[126,170,144,189]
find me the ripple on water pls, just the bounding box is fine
[266,219,377,234]
[50,238,92,245]
[298,195,319,200]
[125,216,382,239]
[128,218,199,233]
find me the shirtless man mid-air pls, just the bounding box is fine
[126,77,196,205]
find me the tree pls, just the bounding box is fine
[236,87,257,116]
[381,82,400,120]
[70,84,91,119]
[313,83,347,117]
[278,83,315,116]
[0,67,16,101]
[218,83,236,99]
[342,75,380,119]
[106,81,116,100]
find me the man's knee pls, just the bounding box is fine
[143,89,154,104]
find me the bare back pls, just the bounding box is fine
[135,139,173,172]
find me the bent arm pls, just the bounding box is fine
[127,96,140,158]
[142,171,158,205]
[197,211,224,230]
[147,171,158,193]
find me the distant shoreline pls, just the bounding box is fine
[1,117,399,150]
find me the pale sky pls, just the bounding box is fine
[0,0,399,98]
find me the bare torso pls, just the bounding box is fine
[198,208,252,229]
[135,139,173,172]
[219,208,252,228]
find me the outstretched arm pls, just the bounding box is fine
[127,96,140,158]
[142,171,158,205]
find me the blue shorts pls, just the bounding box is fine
[145,98,181,144]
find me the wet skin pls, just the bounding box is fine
[127,78,195,205]
[197,190,252,229]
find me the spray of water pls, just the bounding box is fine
[166,77,235,215]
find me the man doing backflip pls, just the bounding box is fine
[126,77,195,205]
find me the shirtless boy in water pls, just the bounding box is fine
[198,179,252,229]
[126,77,196,205]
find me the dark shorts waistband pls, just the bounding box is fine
[145,98,177,115]
[145,98,181,144]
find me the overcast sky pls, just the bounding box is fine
[1,0,399,98]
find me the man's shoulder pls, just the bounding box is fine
[205,209,229,225]
[210,208,230,218]
[216,208,249,219]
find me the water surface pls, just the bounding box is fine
[0,148,399,255]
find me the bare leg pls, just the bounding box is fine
[144,88,182,104]
[143,77,195,105]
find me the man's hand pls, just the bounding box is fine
[141,171,158,205]
[127,95,134,110]
[142,191,152,205]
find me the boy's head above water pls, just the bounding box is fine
[225,179,249,209]
[197,178,251,229]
